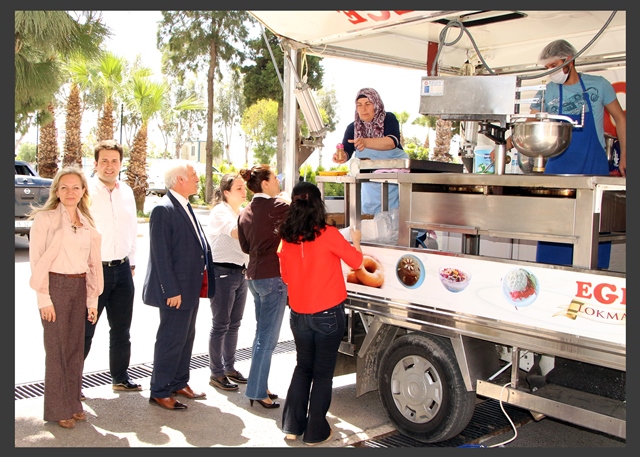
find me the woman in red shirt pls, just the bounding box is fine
[277,181,363,445]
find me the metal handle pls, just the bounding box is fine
[511,113,576,125]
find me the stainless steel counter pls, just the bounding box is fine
[318,172,626,270]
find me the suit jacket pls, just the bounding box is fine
[142,192,215,309]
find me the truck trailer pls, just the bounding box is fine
[249,10,626,443]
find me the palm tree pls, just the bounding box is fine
[412,115,438,149]
[433,118,454,162]
[37,103,59,178]
[393,111,410,146]
[93,52,127,141]
[157,81,206,159]
[126,72,167,212]
[62,57,92,168]
[15,11,109,172]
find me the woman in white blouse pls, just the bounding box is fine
[205,173,251,391]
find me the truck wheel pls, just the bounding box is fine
[378,333,476,443]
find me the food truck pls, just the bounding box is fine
[248,10,626,443]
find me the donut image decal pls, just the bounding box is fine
[501,268,539,308]
[396,254,424,289]
[347,255,384,288]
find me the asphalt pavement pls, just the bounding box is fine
[14,197,628,448]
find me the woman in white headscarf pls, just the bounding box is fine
[332,87,408,215]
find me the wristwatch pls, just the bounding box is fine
[130,265,136,270]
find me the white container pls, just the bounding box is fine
[474,146,494,174]
[510,151,523,174]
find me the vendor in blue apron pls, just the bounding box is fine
[528,39,627,268]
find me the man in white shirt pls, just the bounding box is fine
[84,140,141,395]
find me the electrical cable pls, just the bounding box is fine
[519,10,618,80]
[431,11,618,79]
[486,382,518,447]
[431,18,496,76]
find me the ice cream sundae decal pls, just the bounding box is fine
[501,268,539,308]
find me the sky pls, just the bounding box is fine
[99,10,430,170]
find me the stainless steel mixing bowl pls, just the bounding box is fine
[511,120,572,158]
[511,114,574,172]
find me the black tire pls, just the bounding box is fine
[378,333,476,443]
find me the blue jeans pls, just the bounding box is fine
[245,277,288,400]
[208,265,248,377]
[84,260,135,384]
[281,303,346,443]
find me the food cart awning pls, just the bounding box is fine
[249,10,625,74]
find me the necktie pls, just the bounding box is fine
[187,202,209,271]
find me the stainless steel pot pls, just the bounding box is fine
[511,113,576,172]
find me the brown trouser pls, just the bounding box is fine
[42,273,87,422]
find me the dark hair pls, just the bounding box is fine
[239,164,272,194]
[212,173,242,206]
[94,139,124,162]
[279,181,332,244]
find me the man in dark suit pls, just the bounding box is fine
[143,160,215,410]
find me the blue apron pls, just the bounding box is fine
[536,75,611,268]
[354,147,409,215]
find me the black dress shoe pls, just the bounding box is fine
[113,381,142,391]
[149,396,188,410]
[250,398,280,409]
[225,370,248,384]
[209,375,239,391]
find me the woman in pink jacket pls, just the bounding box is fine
[28,167,103,429]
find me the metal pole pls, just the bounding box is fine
[120,103,124,144]
[35,113,39,168]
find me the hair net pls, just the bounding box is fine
[538,39,577,65]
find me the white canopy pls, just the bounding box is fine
[250,10,625,74]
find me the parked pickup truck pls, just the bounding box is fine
[15,160,52,238]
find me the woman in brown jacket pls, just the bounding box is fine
[237,165,290,409]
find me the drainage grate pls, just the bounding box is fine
[354,399,532,447]
[15,339,296,400]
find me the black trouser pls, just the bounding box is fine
[84,260,135,384]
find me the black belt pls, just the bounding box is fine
[213,264,247,275]
[102,256,129,267]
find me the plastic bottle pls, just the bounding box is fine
[335,143,347,162]
[511,150,522,174]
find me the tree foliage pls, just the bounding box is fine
[240,27,325,172]
[214,72,245,162]
[158,10,254,203]
[15,11,109,135]
[126,71,167,211]
[157,79,206,159]
[393,111,410,146]
[240,99,279,166]
[412,114,438,148]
